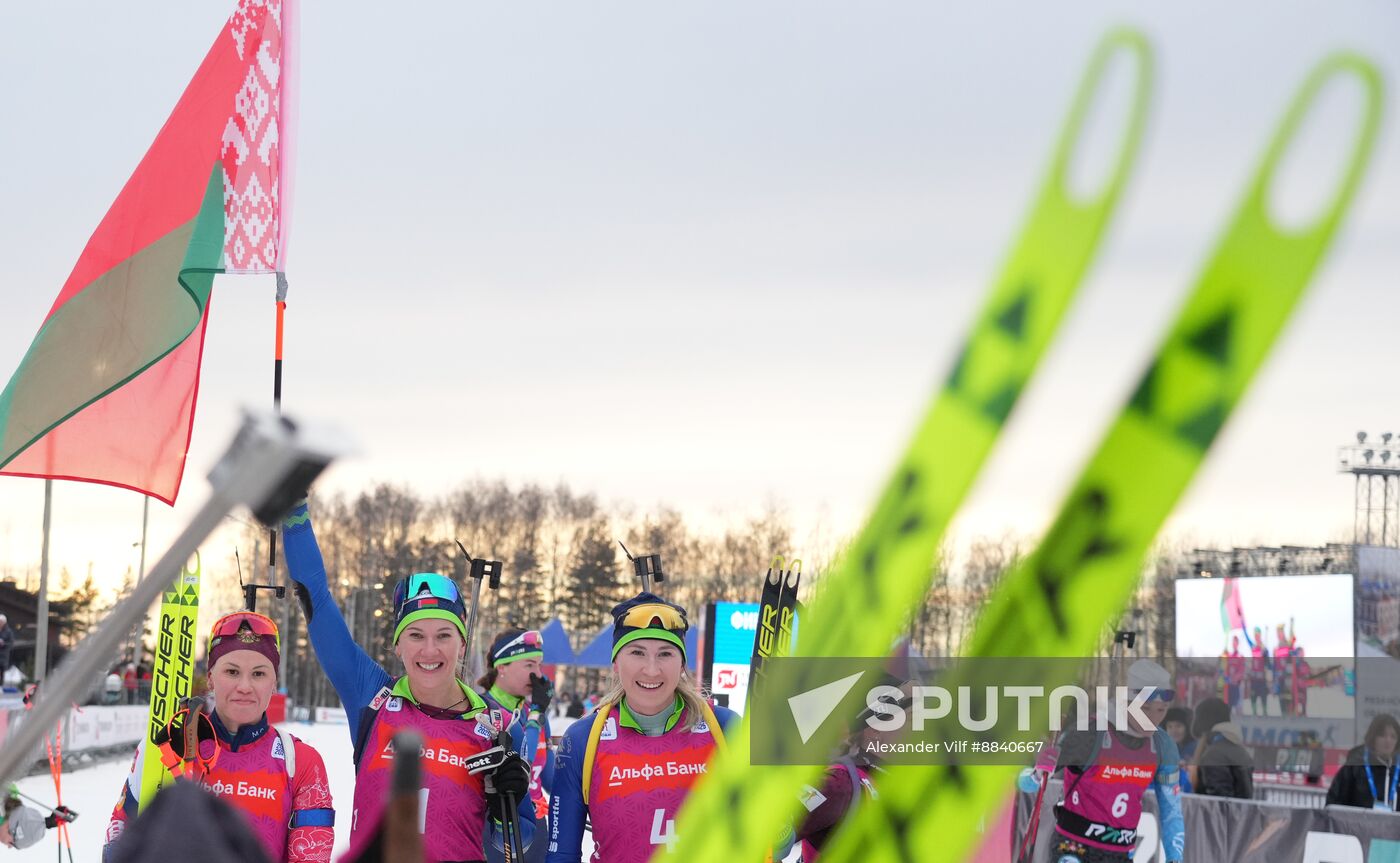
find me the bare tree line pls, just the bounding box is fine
[218,481,809,708]
[202,480,1192,709]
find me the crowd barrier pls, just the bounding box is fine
[0,704,148,776]
[1014,778,1400,862]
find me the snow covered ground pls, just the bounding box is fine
[11,722,383,861]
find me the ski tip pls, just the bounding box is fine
[769,555,785,570]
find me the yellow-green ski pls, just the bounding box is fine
[668,29,1155,861]
[822,52,1383,863]
[138,551,202,807]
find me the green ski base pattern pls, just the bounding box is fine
[822,52,1382,863]
[667,29,1155,863]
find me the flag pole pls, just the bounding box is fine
[35,480,52,682]
[268,273,288,572]
[130,495,149,664]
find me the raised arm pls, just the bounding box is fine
[281,502,392,728]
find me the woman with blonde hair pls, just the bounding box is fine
[547,592,735,862]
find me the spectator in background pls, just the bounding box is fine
[0,666,22,690]
[0,615,13,673]
[137,663,152,702]
[1190,697,1254,800]
[1163,706,1197,794]
[104,668,123,705]
[566,692,584,719]
[123,663,137,705]
[1327,713,1400,811]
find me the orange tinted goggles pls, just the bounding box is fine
[207,611,281,653]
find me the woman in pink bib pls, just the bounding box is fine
[548,592,737,863]
[103,613,336,863]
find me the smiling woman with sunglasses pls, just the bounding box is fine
[102,612,336,863]
[547,592,737,863]
[280,501,534,863]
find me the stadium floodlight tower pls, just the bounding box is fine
[1339,430,1400,547]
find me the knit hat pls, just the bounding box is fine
[1163,706,1193,734]
[488,629,544,667]
[1191,696,1232,739]
[392,573,468,643]
[610,592,688,660]
[206,612,281,673]
[1125,659,1172,694]
[6,804,46,849]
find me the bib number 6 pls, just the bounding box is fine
[1111,792,1129,818]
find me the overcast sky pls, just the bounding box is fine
[0,1,1397,595]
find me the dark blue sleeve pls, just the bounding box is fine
[281,502,392,738]
[713,705,741,733]
[512,711,555,791]
[545,717,593,863]
[1153,729,1185,863]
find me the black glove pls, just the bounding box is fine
[45,806,77,828]
[529,674,554,717]
[484,751,532,815]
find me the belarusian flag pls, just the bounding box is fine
[1220,576,1246,634]
[0,0,297,503]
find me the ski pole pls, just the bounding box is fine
[502,789,526,863]
[498,791,514,863]
[1015,772,1047,863]
[455,542,502,678]
[6,786,74,818]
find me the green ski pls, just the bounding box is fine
[668,28,1155,861]
[138,550,202,808]
[821,51,1383,863]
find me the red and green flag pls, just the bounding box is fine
[0,0,297,503]
[1221,576,1246,634]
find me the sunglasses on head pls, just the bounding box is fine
[498,630,543,655]
[1131,687,1175,703]
[393,573,464,613]
[208,611,280,652]
[620,602,687,631]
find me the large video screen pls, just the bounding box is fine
[1176,577,1349,722]
[1175,573,1355,660]
[704,601,801,714]
[706,601,760,713]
